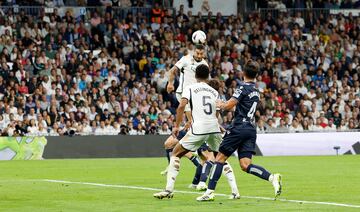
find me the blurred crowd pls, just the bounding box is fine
[0,0,154,7]
[3,0,360,9]
[0,2,359,136]
[262,0,360,9]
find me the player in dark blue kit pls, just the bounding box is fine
[197,61,282,201]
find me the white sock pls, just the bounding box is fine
[223,163,239,194]
[165,156,180,192]
[205,189,214,195]
[198,181,206,187]
[268,174,274,182]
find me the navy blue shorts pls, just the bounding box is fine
[219,124,256,159]
[176,130,187,140]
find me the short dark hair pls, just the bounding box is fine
[244,60,259,79]
[195,44,205,50]
[195,64,209,80]
[208,79,221,91]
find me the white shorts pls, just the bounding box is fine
[179,131,222,152]
[176,93,191,112]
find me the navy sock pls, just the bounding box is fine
[208,162,224,190]
[189,156,201,167]
[165,149,173,164]
[191,164,203,185]
[246,164,271,181]
[200,161,214,182]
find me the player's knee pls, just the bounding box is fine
[164,141,171,149]
[164,137,175,149]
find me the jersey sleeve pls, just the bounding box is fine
[174,55,187,70]
[232,86,245,101]
[181,85,191,100]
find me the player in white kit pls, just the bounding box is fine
[161,45,213,185]
[167,45,208,103]
[154,65,239,199]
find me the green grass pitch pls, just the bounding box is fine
[1,155,360,211]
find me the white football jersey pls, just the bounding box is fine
[182,82,220,135]
[175,54,208,94]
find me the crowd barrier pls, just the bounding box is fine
[0,132,359,160]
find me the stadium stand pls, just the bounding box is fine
[0,1,359,136]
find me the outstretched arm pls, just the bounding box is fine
[216,98,238,111]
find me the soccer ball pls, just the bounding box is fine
[192,30,206,44]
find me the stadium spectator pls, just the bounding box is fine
[158,122,171,135]
[289,118,304,133]
[0,3,359,137]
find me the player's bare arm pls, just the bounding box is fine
[216,98,238,111]
[167,66,179,93]
[183,119,192,130]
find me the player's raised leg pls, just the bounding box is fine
[198,134,282,201]
[239,154,282,198]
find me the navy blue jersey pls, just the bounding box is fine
[230,82,260,128]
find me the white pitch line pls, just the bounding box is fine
[41,179,360,209]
